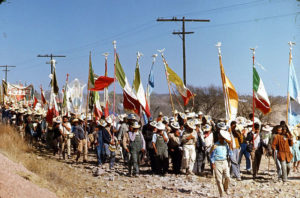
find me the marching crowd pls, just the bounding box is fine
[2,105,300,197]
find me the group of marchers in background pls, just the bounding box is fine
[2,104,300,197]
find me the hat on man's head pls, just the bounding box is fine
[173,109,179,115]
[105,116,113,124]
[262,125,273,132]
[99,119,107,127]
[198,111,203,116]
[150,121,157,128]
[217,122,227,130]
[156,121,166,131]
[158,112,163,116]
[127,113,137,120]
[53,116,61,124]
[186,120,196,130]
[170,122,180,129]
[131,121,141,129]
[220,130,231,141]
[203,124,212,132]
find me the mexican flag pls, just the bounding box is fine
[133,57,151,117]
[253,67,271,114]
[115,54,141,114]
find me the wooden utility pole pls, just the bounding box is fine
[0,65,16,82]
[157,17,210,85]
[37,54,66,74]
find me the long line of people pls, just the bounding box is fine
[2,105,300,197]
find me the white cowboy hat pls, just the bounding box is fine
[150,121,157,127]
[194,119,201,126]
[53,116,61,124]
[169,117,175,123]
[186,120,196,130]
[158,112,163,116]
[184,109,190,114]
[217,122,227,130]
[262,125,273,132]
[99,119,107,127]
[105,116,113,124]
[162,116,169,123]
[156,121,166,131]
[203,124,212,132]
[220,130,231,141]
[127,113,137,120]
[131,121,141,129]
[179,113,186,119]
[170,122,180,129]
[198,111,203,116]
[173,109,179,114]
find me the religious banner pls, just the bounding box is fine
[5,82,33,101]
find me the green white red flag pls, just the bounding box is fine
[253,67,271,114]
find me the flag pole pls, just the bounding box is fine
[113,41,117,117]
[216,42,230,122]
[102,52,109,115]
[159,49,175,117]
[250,48,255,131]
[146,54,158,108]
[286,41,295,125]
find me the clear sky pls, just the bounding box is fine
[0,0,299,96]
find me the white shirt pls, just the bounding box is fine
[61,122,71,135]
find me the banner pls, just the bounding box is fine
[6,83,33,101]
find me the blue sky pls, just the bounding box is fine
[0,0,299,96]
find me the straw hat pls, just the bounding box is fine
[170,122,180,129]
[156,122,166,131]
[217,122,227,130]
[105,116,113,124]
[203,124,212,132]
[53,116,61,124]
[179,113,186,119]
[131,121,141,129]
[127,113,137,120]
[162,116,169,123]
[186,120,196,130]
[72,118,79,123]
[220,130,231,141]
[184,109,190,114]
[150,121,157,128]
[173,109,179,115]
[194,119,201,126]
[204,115,212,122]
[169,117,175,123]
[158,112,163,116]
[262,125,273,132]
[99,119,107,127]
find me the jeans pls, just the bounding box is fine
[104,143,116,169]
[274,150,282,179]
[230,148,241,178]
[96,145,103,166]
[238,143,251,171]
[280,161,291,182]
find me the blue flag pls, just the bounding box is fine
[147,63,154,95]
[288,61,300,126]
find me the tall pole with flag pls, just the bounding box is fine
[286,41,300,126]
[113,41,117,116]
[158,49,175,115]
[287,41,296,124]
[216,42,238,122]
[103,52,110,117]
[146,54,158,108]
[251,48,256,130]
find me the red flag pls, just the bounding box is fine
[33,96,38,109]
[89,76,114,91]
[123,90,140,115]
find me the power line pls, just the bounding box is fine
[191,12,300,30]
[157,17,210,86]
[37,54,66,74]
[0,65,16,82]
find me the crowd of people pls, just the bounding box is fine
[2,105,300,197]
